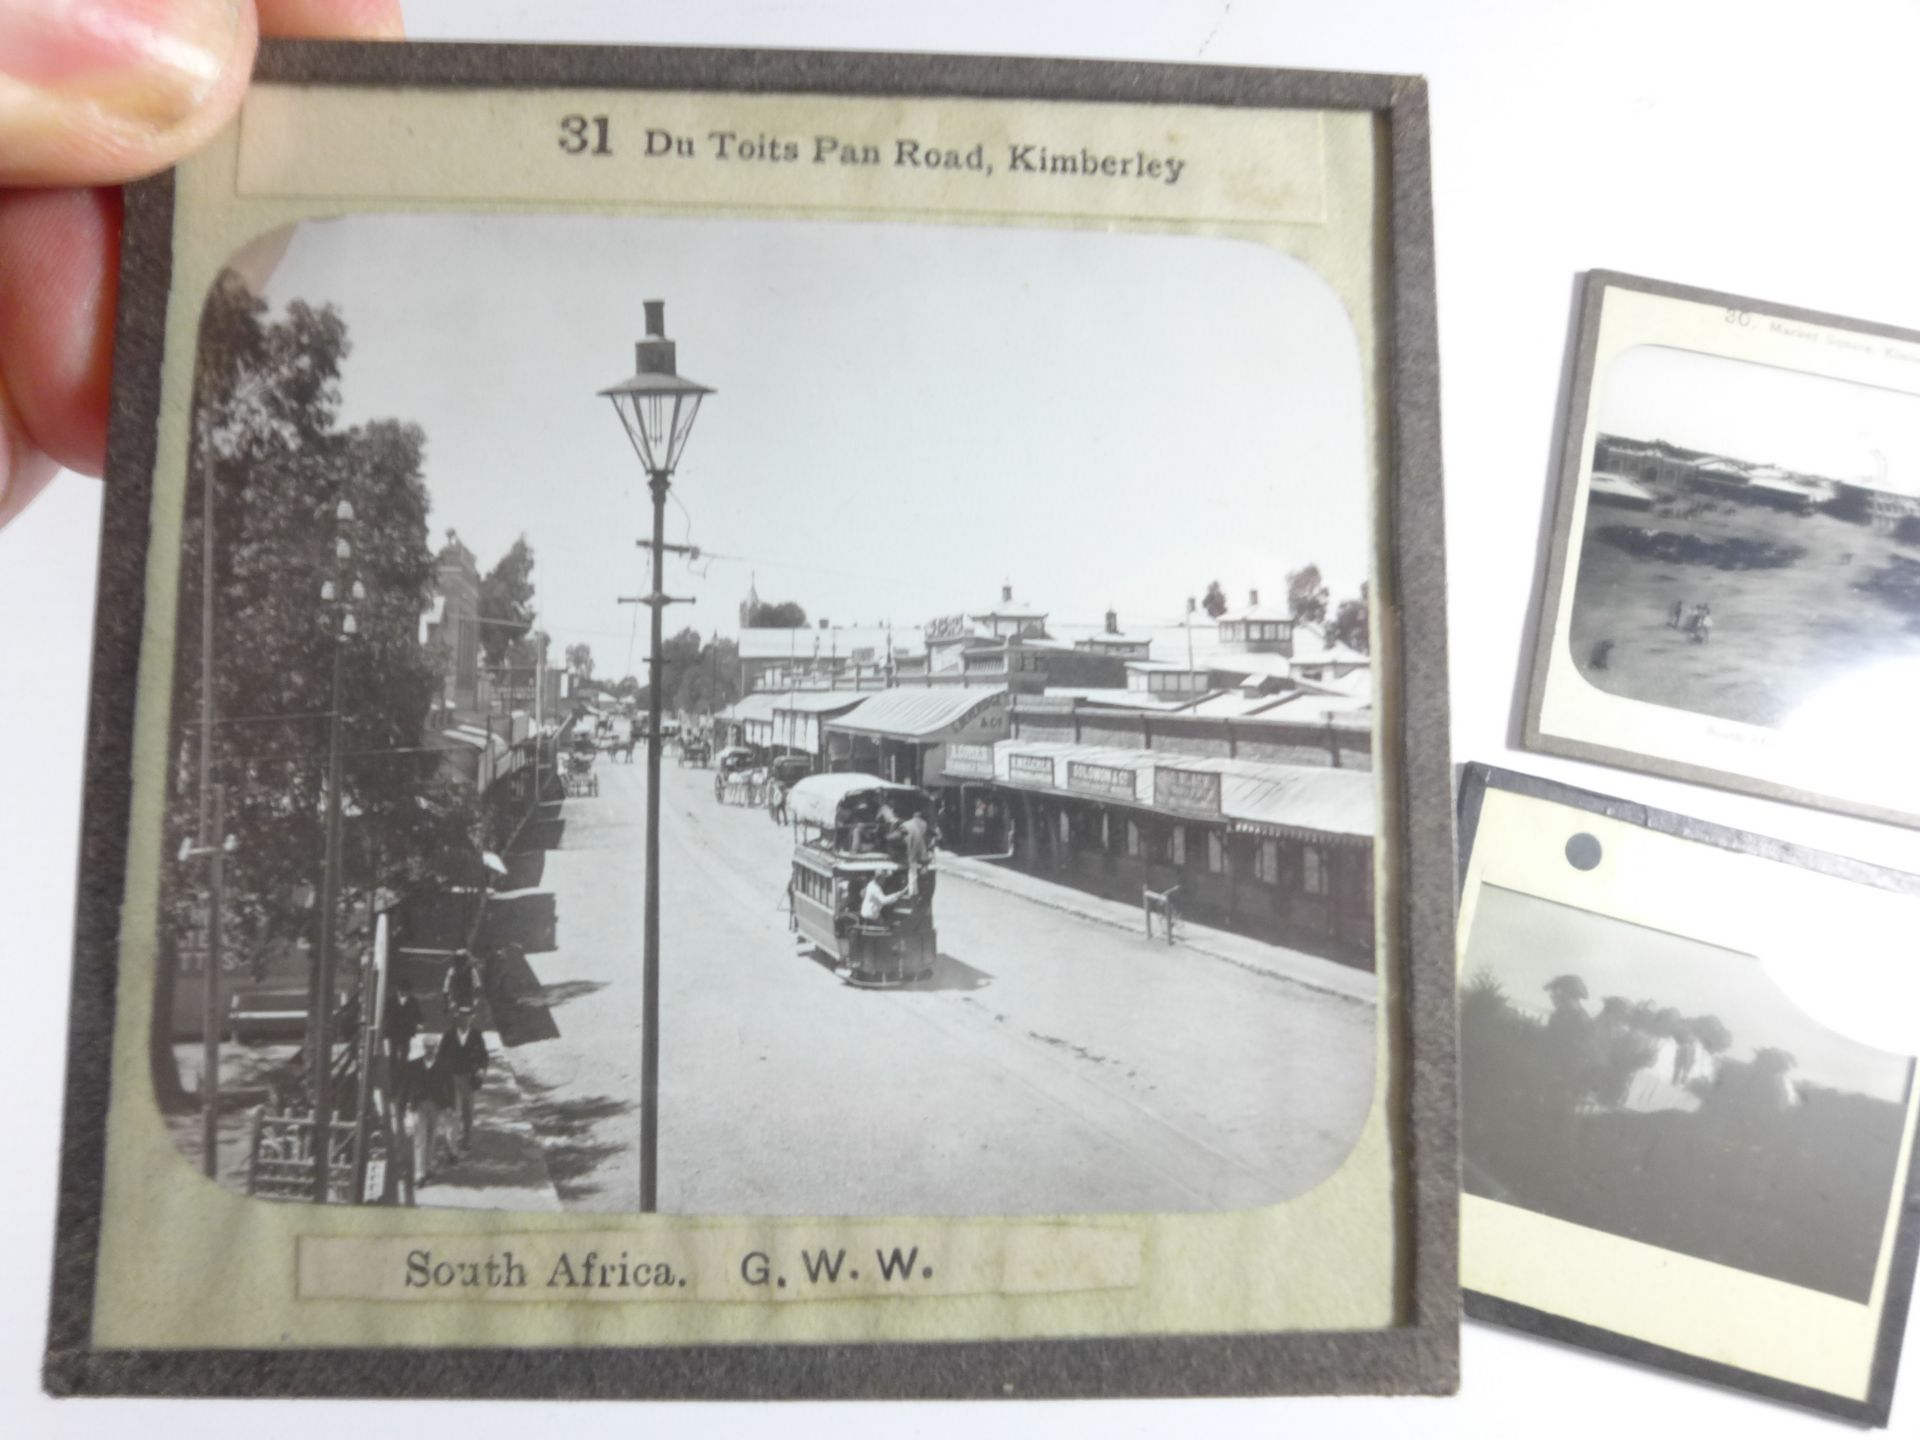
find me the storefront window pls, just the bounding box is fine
[1303,844,1327,895]
[1170,825,1187,866]
[1101,812,1112,851]
[1126,819,1141,857]
[1057,810,1071,847]
[1257,839,1279,885]
[1206,831,1225,874]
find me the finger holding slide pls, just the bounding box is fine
[0,0,402,516]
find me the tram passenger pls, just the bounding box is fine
[860,869,907,924]
[899,809,932,896]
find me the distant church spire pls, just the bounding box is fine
[739,571,761,627]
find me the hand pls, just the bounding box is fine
[0,0,405,529]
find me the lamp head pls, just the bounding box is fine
[599,300,713,475]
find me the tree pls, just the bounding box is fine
[1286,564,1330,627]
[745,599,807,628]
[1331,582,1370,654]
[670,632,741,716]
[565,642,594,679]
[161,272,480,1109]
[478,536,535,669]
[1201,580,1228,619]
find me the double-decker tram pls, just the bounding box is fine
[786,773,938,988]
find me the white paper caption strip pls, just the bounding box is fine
[299,1223,1143,1303]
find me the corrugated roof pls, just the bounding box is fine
[1294,642,1371,669]
[1219,606,1297,624]
[1126,658,1210,674]
[772,690,874,715]
[1221,763,1374,840]
[1041,688,1189,711]
[990,740,1374,840]
[1173,692,1294,719]
[825,686,1008,739]
[721,692,785,723]
[1202,651,1296,680]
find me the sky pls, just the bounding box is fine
[1463,884,1913,1103]
[253,212,1370,676]
[1598,343,1920,488]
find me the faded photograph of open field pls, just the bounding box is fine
[1569,344,1920,729]
[1461,884,1915,1304]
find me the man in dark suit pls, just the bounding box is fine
[433,1006,490,1155]
[383,978,422,1110]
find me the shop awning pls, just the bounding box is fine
[989,739,1375,842]
[825,686,1007,742]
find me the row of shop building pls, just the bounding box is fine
[717,684,1375,966]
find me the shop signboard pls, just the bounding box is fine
[1067,760,1138,803]
[945,742,996,780]
[1009,753,1057,787]
[1154,766,1222,817]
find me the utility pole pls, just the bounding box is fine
[311,502,361,1203]
[311,631,345,1202]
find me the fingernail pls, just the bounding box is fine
[0,0,242,131]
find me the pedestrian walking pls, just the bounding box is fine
[1668,599,1684,628]
[383,978,422,1109]
[405,1033,456,1187]
[433,1006,491,1155]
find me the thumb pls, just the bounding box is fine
[0,0,259,187]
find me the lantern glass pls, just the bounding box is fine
[607,387,706,475]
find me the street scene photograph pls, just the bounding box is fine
[1461,885,1915,1304]
[156,211,1382,1218]
[1569,343,1920,729]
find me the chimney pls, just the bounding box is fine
[1249,588,1260,607]
[1104,608,1119,634]
[634,299,677,376]
[1001,584,1013,604]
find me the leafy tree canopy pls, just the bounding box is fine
[1286,564,1330,627]
[478,536,535,668]
[1201,581,1228,619]
[1330,581,1370,653]
[745,599,807,628]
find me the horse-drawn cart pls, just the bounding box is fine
[564,735,599,797]
[712,746,765,806]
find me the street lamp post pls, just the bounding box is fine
[311,499,364,1203]
[600,300,713,1213]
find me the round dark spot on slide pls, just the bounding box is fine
[1565,832,1603,871]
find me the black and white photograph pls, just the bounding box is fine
[1526,274,1920,827]
[1457,768,1920,1426]
[1461,883,1914,1305]
[157,210,1384,1219]
[1570,345,1920,731]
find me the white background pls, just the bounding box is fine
[5,2,1919,1434]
